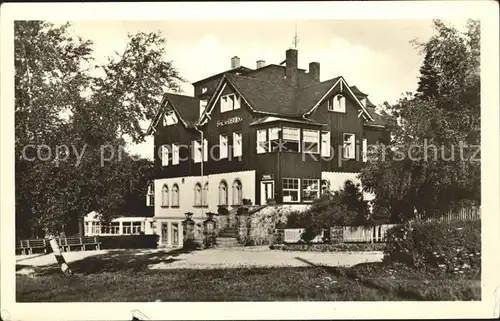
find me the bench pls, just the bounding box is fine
[59,236,101,252]
[15,239,48,255]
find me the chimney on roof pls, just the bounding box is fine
[309,62,320,82]
[231,56,240,69]
[256,60,266,69]
[285,49,298,87]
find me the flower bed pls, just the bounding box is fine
[383,220,480,277]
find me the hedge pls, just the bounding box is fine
[98,234,159,249]
[272,242,385,252]
[384,220,480,277]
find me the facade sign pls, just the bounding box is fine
[217,116,243,127]
[261,174,274,181]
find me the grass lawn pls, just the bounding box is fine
[16,258,480,301]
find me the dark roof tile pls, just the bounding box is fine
[163,93,200,126]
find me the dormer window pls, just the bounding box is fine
[163,110,178,126]
[221,93,241,113]
[327,94,346,113]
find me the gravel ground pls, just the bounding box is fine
[16,246,383,271]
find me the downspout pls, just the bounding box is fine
[194,125,204,221]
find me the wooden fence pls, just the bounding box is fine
[341,224,397,243]
[413,206,481,223]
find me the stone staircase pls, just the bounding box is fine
[217,226,239,248]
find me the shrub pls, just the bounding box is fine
[285,182,371,239]
[384,220,481,277]
[98,235,159,249]
[217,206,229,215]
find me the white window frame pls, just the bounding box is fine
[110,222,120,235]
[132,222,142,235]
[194,183,202,206]
[343,133,356,159]
[321,131,331,157]
[282,178,300,203]
[162,184,169,207]
[193,140,202,163]
[362,138,368,162]
[172,143,180,165]
[269,127,280,151]
[122,222,132,235]
[328,94,346,113]
[161,145,170,166]
[233,132,242,157]
[163,110,178,126]
[219,134,228,159]
[219,180,228,205]
[257,129,268,154]
[203,138,208,162]
[302,129,320,154]
[302,179,320,202]
[146,183,154,207]
[202,182,209,206]
[220,93,240,113]
[172,184,180,207]
[282,127,301,152]
[232,180,243,205]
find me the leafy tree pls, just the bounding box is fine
[359,20,480,222]
[15,21,182,237]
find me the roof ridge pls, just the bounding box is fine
[164,92,198,99]
[298,76,342,89]
[227,73,290,86]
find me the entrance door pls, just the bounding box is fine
[161,223,168,244]
[260,181,275,205]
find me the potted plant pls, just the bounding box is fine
[267,198,276,205]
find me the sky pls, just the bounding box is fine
[65,19,466,160]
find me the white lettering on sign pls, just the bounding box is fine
[217,116,243,127]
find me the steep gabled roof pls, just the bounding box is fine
[350,85,368,97]
[293,77,342,114]
[225,73,297,115]
[365,106,387,127]
[145,93,200,134]
[192,66,253,85]
[163,93,200,127]
[200,73,374,123]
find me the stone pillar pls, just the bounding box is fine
[203,213,217,248]
[182,213,197,249]
[330,226,344,244]
[237,208,250,242]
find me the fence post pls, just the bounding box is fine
[48,234,72,276]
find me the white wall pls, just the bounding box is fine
[155,176,208,221]
[321,171,375,201]
[154,170,256,221]
[207,170,256,212]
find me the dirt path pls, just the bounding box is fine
[16,246,383,272]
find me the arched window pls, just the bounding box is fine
[202,182,209,206]
[172,184,179,207]
[146,182,154,207]
[194,183,202,206]
[162,184,169,207]
[232,179,243,205]
[219,180,228,205]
